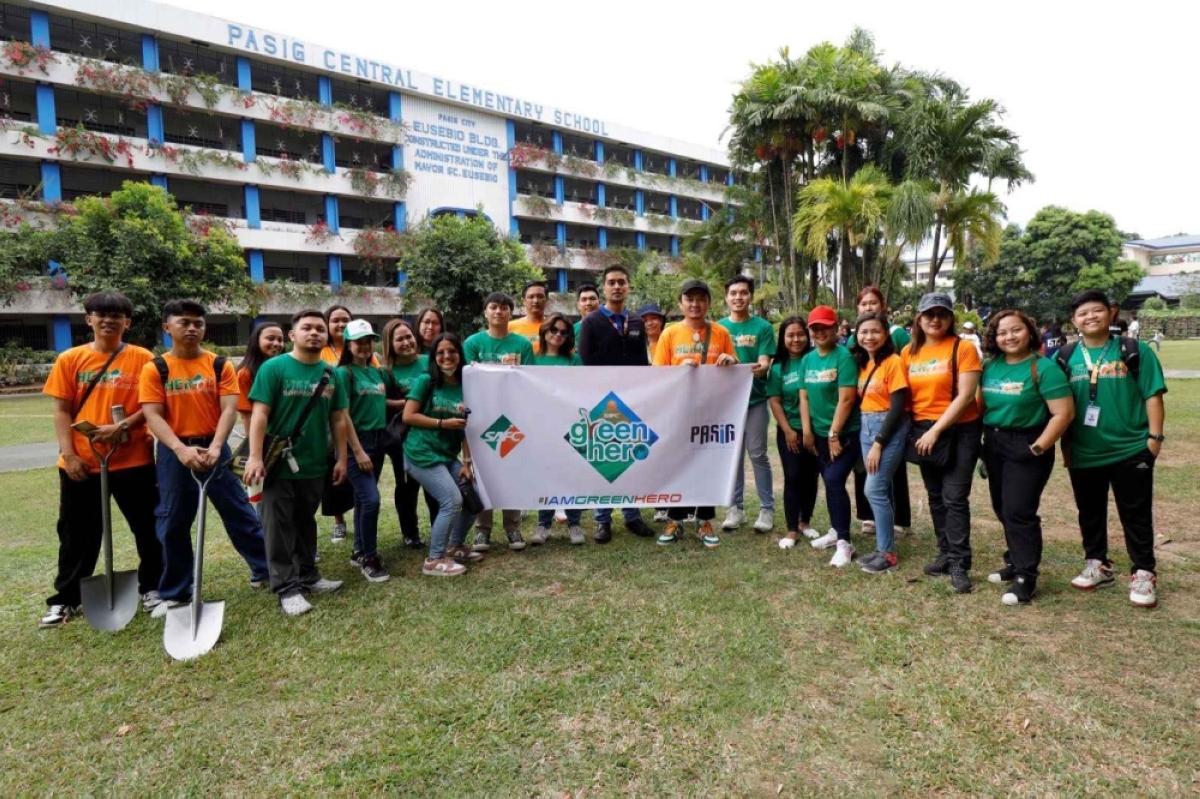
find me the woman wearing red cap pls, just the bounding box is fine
[799,305,861,568]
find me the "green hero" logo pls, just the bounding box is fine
[564,392,659,483]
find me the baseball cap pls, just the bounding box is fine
[963,321,976,330]
[679,279,711,299]
[917,293,955,314]
[636,303,665,320]
[343,319,380,341]
[806,306,838,327]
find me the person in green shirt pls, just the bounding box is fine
[382,318,433,551]
[977,310,1074,606]
[463,292,534,552]
[1060,290,1167,608]
[336,319,391,584]
[767,315,819,549]
[799,305,861,568]
[402,333,479,577]
[244,309,350,616]
[717,275,777,534]
[849,285,913,539]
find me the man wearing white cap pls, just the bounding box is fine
[962,321,983,358]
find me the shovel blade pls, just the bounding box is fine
[79,569,140,632]
[163,600,225,661]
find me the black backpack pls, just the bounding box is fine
[153,354,228,392]
[1054,336,1140,381]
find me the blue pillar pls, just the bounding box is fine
[634,150,643,171]
[241,119,256,162]
[669,158,677,178]
[321,133,336,173]
[397,269,408,291]
[507,119,518,237]
[700,165,709,184]
[31,10,50,46]
[327,255,343,289]
[236,57,252,91]
[248,250,265,282]
[669,196,678,219]
[162,331,173,348]
[393,204,407,231]
[552,131,563,155]
[636,232,646,251]
[141,34,159,71]
[595,141,604,163]
[244,185,261,229]
[755,246,763,262]
[557,268,567,293]
[52,315,72,353]
[554,175,565,205]
[727,171,734,187]
[324,195,340,232]
[147,106,164,145]
[40,163,61,203]
[596,184,606,207]
[635,190,644,217]
[35,84,56,136]
[150,174,168,190]
[390,93,406,232]
[671,237,680,257]
[702,204,710,222]
[318,76,333,106]
[556,222,566,247]
[598,228,608,250]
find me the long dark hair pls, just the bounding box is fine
[240,322,284,380]
[537,312,575,357]
[412,307,445,353]
[774,315,812,370]
[427,332,464,388]
[850,312,897,369]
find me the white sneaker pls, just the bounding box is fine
[151,599,188,619]
[141,590,162,612]
[862,520,876,534]
[778,535,797,550]
[281,593,313,616]
[810,528,838,549]
[830,539,854,567]
[568,525,586,545]
[1129,570,1157,608]
[653,510,669,522]
[305,578,343,595]
[1070,559,1115,590]
[722,507,745,530]
[753,510,774,533]
[800,524,819,539]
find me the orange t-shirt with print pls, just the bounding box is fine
[901,337,981,423]
[42,343,155,473]
[508,316,544,354]
[653,322,736,366]
[858,353,908,413]
[139,351,239,438]
[236,366,254,414]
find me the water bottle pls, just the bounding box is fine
[110,405,130,443]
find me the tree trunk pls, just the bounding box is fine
[839,229,852,307]
[781,155,798,307]
[764,160,790,305]
[927,215,944,294]
[805,148,819,307]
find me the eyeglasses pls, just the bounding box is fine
[924,309,953,320]
[434,350,458,359]
[548,328,570,337]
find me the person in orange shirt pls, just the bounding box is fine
[508,280,548,354]
[902,293,983,594]
[850,313,911,574]
[237,321,285,432]
[140,300,269,614]
[38,292,163,628]
[653,278,738,549]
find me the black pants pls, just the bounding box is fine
[389,448,438,542]
[669,507,715,522]
[776,428,818,532]
[983,427,1055,580]
[916,420,981,570]
[48,464,161,607]
[1068,449,1157,574]
[854,462,912,527]
[260,476,325,597]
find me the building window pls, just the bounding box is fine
[0,320,49,350]
[48,14,142,62]
[157,38,233,80]
[0,3,32,44]
[250,61,320,102]
[329,78,390,115]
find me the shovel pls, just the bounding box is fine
[79,437,140,632]
[164,466,226,661]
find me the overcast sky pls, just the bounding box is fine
[166,0,1196,240]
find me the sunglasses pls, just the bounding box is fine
[548,328,571,336]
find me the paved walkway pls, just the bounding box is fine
[0,442,59,473]
[1164,370,1200,379]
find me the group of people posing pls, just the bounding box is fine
[38,266,1167,627]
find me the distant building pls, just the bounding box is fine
[1123,235,1200,275]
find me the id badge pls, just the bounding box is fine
[1084,404,1101,427]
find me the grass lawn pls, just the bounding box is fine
[1154,339,1200,371]
[0,395,55,447]
[0,384,1197,794]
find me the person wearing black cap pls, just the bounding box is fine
[653,278,738,549]
[902,292,983,594]
[577,264,656,542]
[636,302,666,362]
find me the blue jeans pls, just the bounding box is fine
[404,456,474,560]
[594,507,643,525]
[859,413,911,554]
[732,402,775,511]
[814,434,861,541]
[155,441,268,601]
[348,429,387,558]
[538,509,582,526]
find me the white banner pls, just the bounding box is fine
[462,364,754,509]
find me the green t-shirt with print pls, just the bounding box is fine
[765,357,805,430]
[718,315,776,406]
[533,352,583,367]
[248,355,348,480]
[980,355,1071,429]
[1063,339,1167,469]
[462,330,535,365]
[389,355,429,398]
[800,345,861,436]
[339,363,388,433]
[403,374,466,469]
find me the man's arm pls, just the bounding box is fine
[330,408,349,485]
[242,401,271,486]
[208,393,240,463]
[53,398,89,481]
[143,402,208,471]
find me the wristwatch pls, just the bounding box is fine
[1029,443,1044,456]
[828,431,840,440]
[1147,433,1165,443]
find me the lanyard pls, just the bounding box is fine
[1080,339,1114,404]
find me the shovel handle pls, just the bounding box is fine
[86,439,120,610]
[188,465,221,638]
